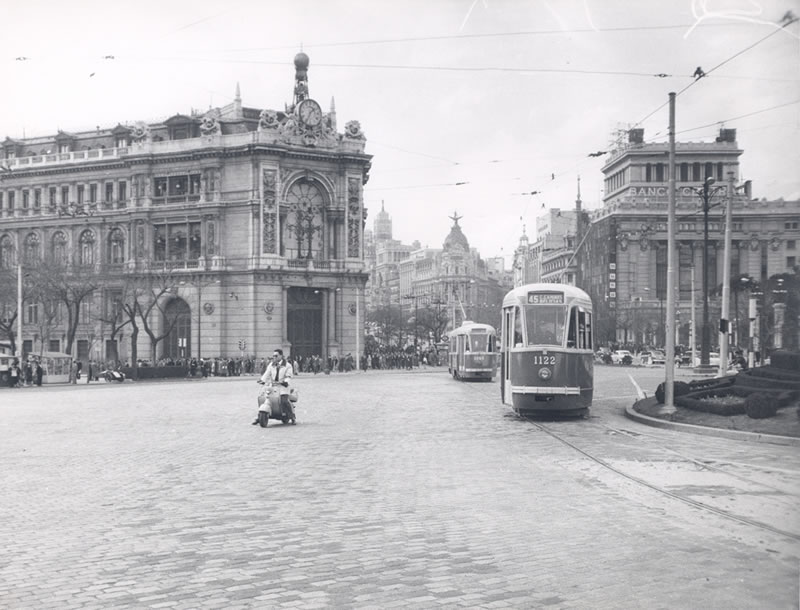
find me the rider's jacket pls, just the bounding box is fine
[261,359,293,395]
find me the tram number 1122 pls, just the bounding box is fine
[531,355,556,365]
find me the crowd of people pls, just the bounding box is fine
[4,358,44,388]
[4,345,449,388]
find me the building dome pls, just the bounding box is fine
[294,52,310,71]
[443,213,470,252]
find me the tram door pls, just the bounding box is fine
[501,307,513,404]
[287,287,322,358]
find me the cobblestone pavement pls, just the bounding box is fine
[1,368,798,609]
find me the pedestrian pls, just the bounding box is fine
[9,360,19,388]
[87,360,93,384]
[24,361,33,387]
[35,360,43,386]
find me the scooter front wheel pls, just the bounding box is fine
[258,411,269,428]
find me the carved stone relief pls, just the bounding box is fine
[262,169,278,254]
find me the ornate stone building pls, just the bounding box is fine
[398,213,508,334]
[364,201,416,311]
[0,53,372,363]
[513,180,586,287]
[580,127,799,348]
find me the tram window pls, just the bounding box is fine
[581,311,593,348]
[567,308,578,348]
[525,305,565,346]
[464,337,470,352]
[513,307,523,346]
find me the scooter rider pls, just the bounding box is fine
[253,349,294,424]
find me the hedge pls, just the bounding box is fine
[770,350,800,372]
[675,386,749,415]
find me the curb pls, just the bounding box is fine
[624,403,800,447]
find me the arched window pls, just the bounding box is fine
[23,232,40,264]
[79,229,95,266]
[108,228,125,264]
[51,231,68,264]
[0,234,14,269]
[284,179,326,260]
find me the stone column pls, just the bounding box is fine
[321,290,328,360]
[282,286,288,344]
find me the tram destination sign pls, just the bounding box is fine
[527,292,564,305]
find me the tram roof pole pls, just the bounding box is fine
[663,92,677,413]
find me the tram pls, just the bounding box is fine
[500,283,593,416]
[447,321,499,381]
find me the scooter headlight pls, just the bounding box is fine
[538,367,552,380]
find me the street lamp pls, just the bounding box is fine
[688,176,727,368]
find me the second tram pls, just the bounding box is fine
[448,321,499,381]
[500,283,593,416]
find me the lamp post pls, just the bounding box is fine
[431,295,446,343]
[16,263,23,358]
[689,176,727,368]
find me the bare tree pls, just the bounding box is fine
[0,268,21,353]
[29,262,100,355]
[135,269,181,363]
[367,304,406,347]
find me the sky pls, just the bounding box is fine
[2,0,799,267]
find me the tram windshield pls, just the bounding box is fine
[469,333,489,352]
[525,305,566,346]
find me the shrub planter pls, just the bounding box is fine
[655,380,692,404]
[744,393,779,419]
[675,386,750,415]
[770,350,800,372]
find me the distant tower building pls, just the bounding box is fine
[374,200,392,241]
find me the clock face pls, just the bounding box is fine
[298,99,322,126]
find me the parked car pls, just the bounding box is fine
[694,352,721,367]
[650,350,666,365]
[610,350,633,365]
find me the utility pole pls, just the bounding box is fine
[662,91,677,412]
[718,171,735,375]
[17,264,23,358]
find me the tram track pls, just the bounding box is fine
[469,382,800,544]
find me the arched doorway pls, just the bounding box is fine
[164,298,192,360]
[288,287,322,358]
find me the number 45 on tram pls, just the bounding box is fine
[500,283,593,416]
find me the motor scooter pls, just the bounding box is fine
[256,380,297,427]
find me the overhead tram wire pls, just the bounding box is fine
[633,15,799,129]
[186,22,760,54]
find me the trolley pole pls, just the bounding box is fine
[662,92,677,413]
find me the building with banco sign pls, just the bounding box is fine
[0,53,372,364]
[580,127,799,348]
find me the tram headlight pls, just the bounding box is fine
[538,367,552,380]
